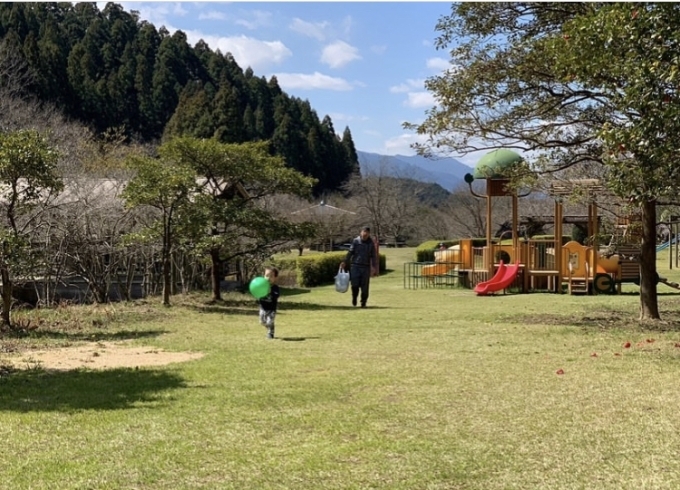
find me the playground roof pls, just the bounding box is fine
[548,179,607,197]
[520,215,602,225]
[473,149,523,179]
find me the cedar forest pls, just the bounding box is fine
[0,2,359,195]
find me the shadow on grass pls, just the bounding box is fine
[506,309,680,332]
[617,291,680,296]
[280,287,311,296]
[192,305,255,316]
[279,336,321,342]
[192,298,390,314]
[3,328,167,342]
[280,303,389,311]
[0,367,186,412]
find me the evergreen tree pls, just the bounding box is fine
[341,126,360,176]
[242,103,256,141]
[212,80,244,143]
[134,22,160,136]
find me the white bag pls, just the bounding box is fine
[335,266,350,293]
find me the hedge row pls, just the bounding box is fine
[272,252,386,288]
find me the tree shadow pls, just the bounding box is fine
[280,287,311,296]
[0,367,187,412]
[190,298,390,314]
[4,329,168,342]
[618,291,680,296]
[280,303,389,311]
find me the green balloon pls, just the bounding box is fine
[249,276,271,299]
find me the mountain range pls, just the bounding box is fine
[356,150,473,192]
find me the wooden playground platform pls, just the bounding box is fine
[404,238,641,295]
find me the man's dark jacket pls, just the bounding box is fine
[345,236,376,268]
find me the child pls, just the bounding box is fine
[258,266,280,339]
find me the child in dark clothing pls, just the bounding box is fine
[258,266,280,339]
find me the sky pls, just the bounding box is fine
[109,1,480,167]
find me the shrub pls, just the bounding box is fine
[269,256,297,272]
[296,252,386,287]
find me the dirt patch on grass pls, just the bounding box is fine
[6,341,204,371]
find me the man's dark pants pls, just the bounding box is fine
[350,265,370,306]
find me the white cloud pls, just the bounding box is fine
[235,10,273,30]
[341,15,353,36]
[124,3,187,27]
[173,3,188,17]
[389,79,425,94]
[321,41,361,69]
[364,129,382,137]
[370,45,387,55]
[198,11,228,21]
[404,92,436,108]
[426,57,450,72]
[185,32,292,71]
[119,4,287,72]
[289,18,329,41]
[274,72,354,91]
[422,39,432,47]
[382,133,429,156]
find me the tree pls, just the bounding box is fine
[441,184,489,238]
[0,129,62,327]
[344,159,425,245]
[555,3,680,319]
[407,2,680,320]
[159,136,316,301]
[286,194,354,254]
[122,153,195,306]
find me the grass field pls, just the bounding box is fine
[3,247,680,489]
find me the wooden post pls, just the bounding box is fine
[512,194,519,262]
[554,198,563,293]
[590,202,599,295]
[486,181,493,275]
[671,221,680,269]
[670,221,673,270]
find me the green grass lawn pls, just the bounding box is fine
[3,247,680,489]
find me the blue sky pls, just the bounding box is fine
[111,2,479,166]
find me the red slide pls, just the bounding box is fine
[473,261,506,293]
[474,262,521,296]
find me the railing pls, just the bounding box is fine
[527,239,558,272]
[403,262,465,289]
[472,247,485,270]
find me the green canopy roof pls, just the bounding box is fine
[473,149,523,179]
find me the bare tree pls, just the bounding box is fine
[278,194,356,254]
[344,158,428,245]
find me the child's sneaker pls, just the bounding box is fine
[267,328,275,339]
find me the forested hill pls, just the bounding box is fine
[0,2,359,194]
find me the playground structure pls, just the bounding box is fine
[404,149,663,295]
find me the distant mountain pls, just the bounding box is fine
[356,150,472,191]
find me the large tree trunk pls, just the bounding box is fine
[639,199,660,320]
[1,265,11,326]
[210,248,221,301]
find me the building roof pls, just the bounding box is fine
[291,201,356,216]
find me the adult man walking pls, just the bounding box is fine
[341,226,377,308]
